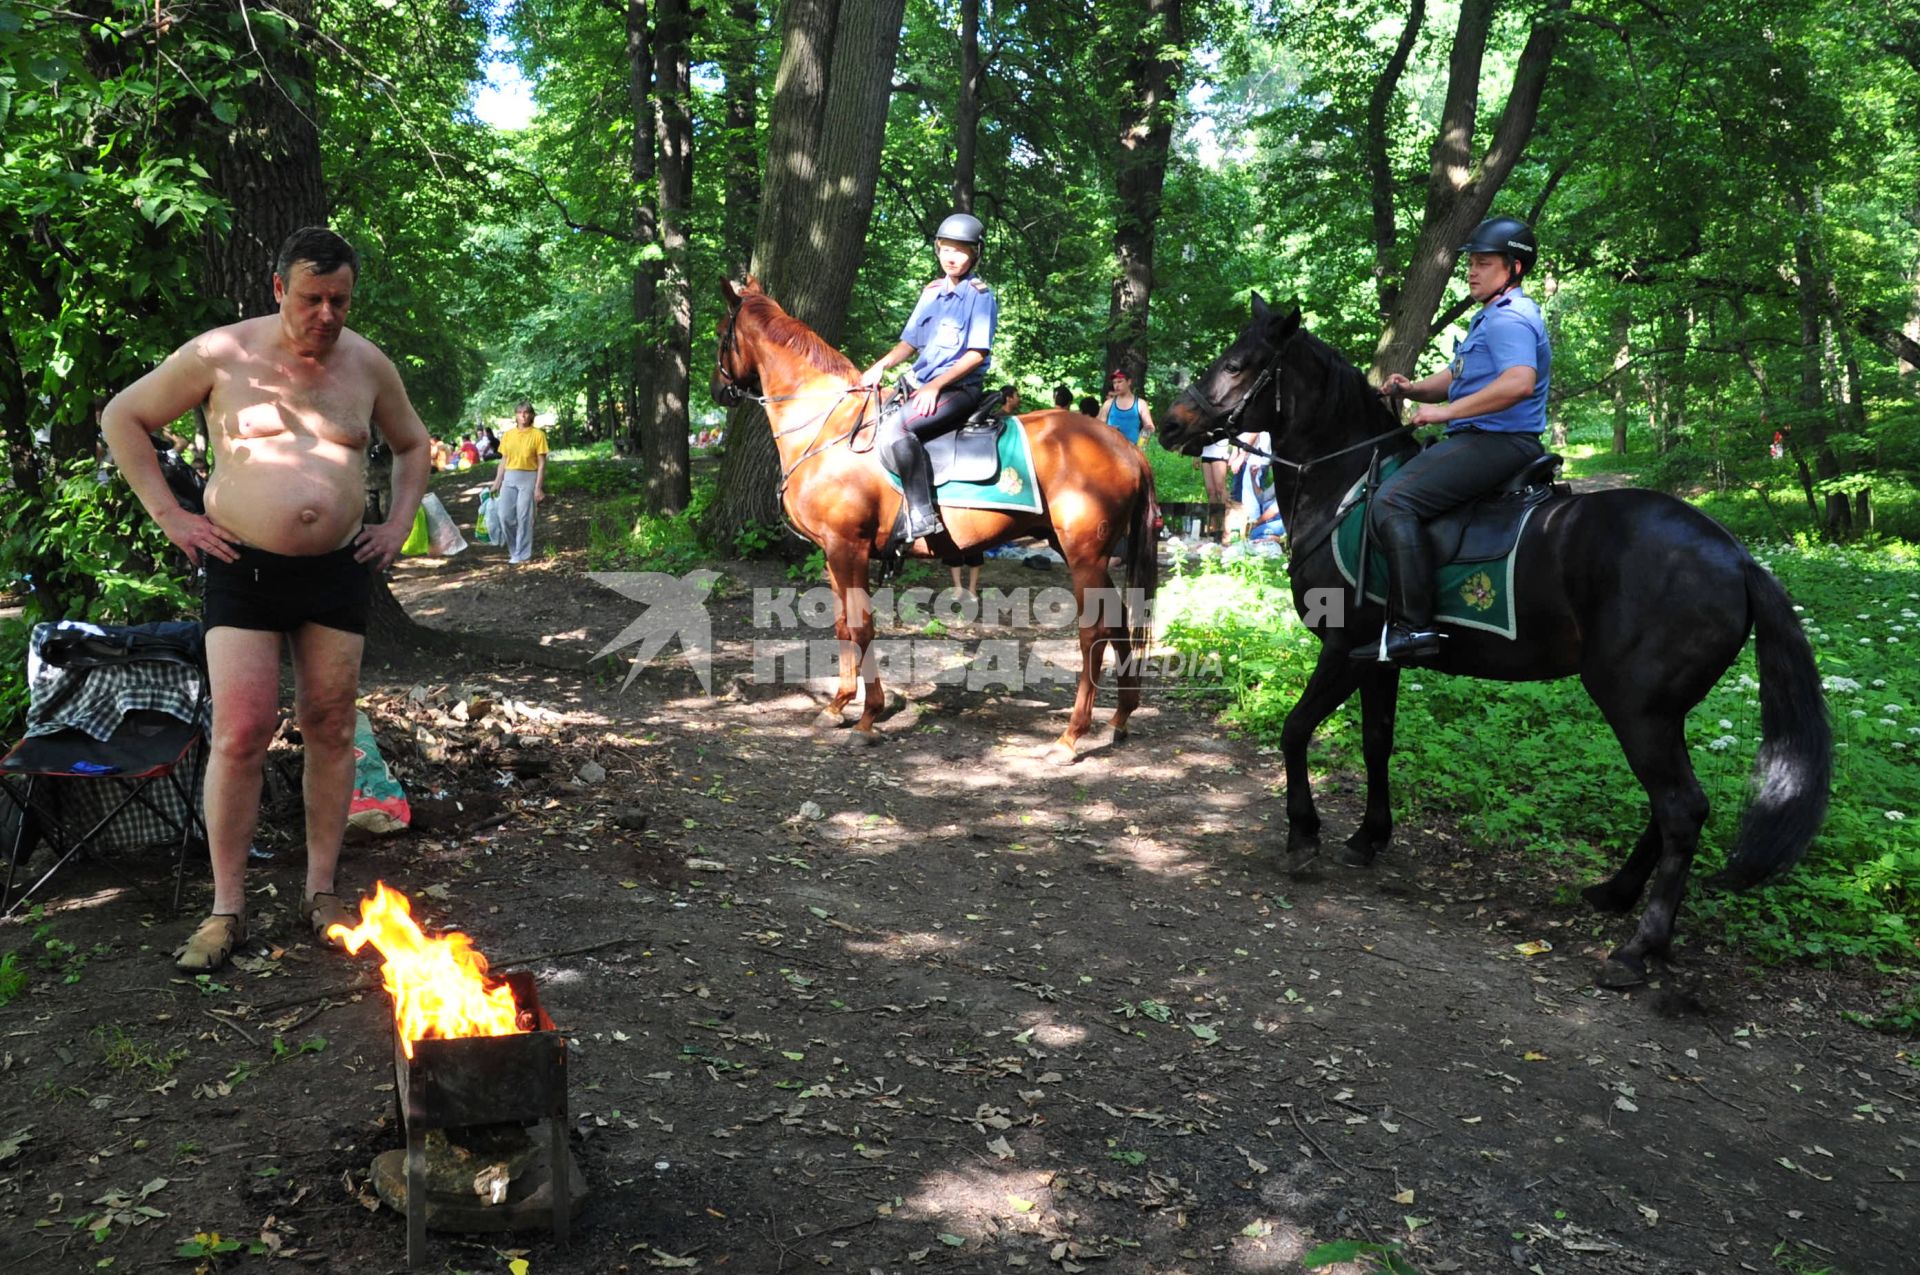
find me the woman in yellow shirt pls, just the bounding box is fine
[488,401,549,563]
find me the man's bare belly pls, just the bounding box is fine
[204,441,367,556]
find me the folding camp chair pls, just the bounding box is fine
[0,620,210,918]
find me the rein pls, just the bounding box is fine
[716,298,883,513]
[1189,343,1417,567]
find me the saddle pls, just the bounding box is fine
[1420,453,1567,563]
[881,389,1010,487]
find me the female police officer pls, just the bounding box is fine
[1363,215,1550,664]
[859,212,998,545]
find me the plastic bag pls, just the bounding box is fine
[475,491,493,543]
[421,492,468,557]
[484,488,506,544]
[347,710,411,838]
[400,505,431,555]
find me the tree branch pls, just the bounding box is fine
[1367,0,1425,318]
[508,162,643,242]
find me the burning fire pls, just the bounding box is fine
[328,881,524,1058]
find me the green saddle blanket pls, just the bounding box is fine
[1330,456,1543,640]
[882,418,1043,515]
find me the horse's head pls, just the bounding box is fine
[1160,294,1302,455]
[711,276,768,407]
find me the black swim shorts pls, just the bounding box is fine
[204,543,372,636]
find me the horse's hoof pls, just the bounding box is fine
[1594,955,1649,990]
[1110,726,1130,744]
[1580,881,1636,915]
[1342,830,1386,867]
[814,710,847,732]
[1044,742,1077,767]
[843,728,881,748]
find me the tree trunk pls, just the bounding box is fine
[1369,0,1567,379]
[627,0,660,459]
[704,0,908,548]
[1106,0,1185,384]
[953,0,982,213]
[1610,311,1631,455]
[1366,0,1426,321]
[200,0,326,318]
[644,0,694,514]
[0,301,36,490]
[721,0,762,274]
[1794,232,1850,535]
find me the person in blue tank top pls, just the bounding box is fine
[1097,368,1156,448]
[1362,215,1551,665]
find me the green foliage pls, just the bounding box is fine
[0,952,25,1008]
[93,1026,187,1077]
[1303,1238,1422,1274]
[1157,540,1920,970]
[0,462,198,733]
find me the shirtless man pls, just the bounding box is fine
[101,227,429,971]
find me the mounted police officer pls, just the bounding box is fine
[1364,215,1551,664]
[859,211,999,546]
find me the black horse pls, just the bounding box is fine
[1159,297,1832,988]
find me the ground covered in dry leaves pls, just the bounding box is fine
[2,471,1916,1275]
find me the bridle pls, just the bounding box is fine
[1180,337,1414,562]
[714,297,883,523]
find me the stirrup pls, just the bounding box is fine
[1350,622,1442,664]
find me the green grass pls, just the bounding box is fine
[1145,437,1207,502]
[1155,542,1920,978]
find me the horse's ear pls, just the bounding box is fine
[1250,291,1270,322]
[721,277,742,304]
[1269,304,1302,342]
[741,275,765,296]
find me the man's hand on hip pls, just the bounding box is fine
[352,520,410,570]
[157,508,241,567]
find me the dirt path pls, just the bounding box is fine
[1,483,1913,1274]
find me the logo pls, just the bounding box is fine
[589,571,720,692]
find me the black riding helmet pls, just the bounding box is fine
[934,211,985,250]
[1459,216,1538,276]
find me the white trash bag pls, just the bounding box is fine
[421,492,468,557]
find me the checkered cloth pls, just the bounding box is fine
[25,620,209,739]
[12,621,208,854]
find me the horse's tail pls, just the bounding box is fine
[1710,559,1833,890]
[1124,459,1159,652]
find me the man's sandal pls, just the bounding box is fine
[305,892,359,951]
[174,914,246,973]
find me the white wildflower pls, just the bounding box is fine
[1888,811,1907,822]
[1886,705,1903,715]
[1850,709,1867,719]
[1880,719,1899,728]
[1718,719,1733,730]
[1823,676,1861,693]
[1873,679,1888,688]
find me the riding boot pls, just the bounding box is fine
[1352,510,1441,663]
[890,434,946,543]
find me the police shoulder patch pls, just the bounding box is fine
[970,277,991,293]
[923,277,945,291]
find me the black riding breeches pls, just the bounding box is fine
[1368,429,1544,533]
[885,385,982,471]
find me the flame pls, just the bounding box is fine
[328,881,523,1058]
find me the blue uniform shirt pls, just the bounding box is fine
[900,274,997,390]
[1446,287,1550,434]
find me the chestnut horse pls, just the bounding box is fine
[712,278,1158,760]
[1160,297,1831,987]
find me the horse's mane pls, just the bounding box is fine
[742,295,859,381]
[1287,326,1401,433]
